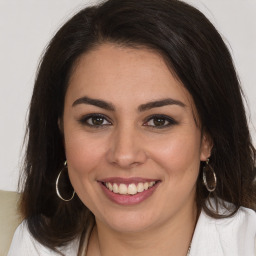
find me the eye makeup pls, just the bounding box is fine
[78,113,112,128]
[143,114,178,129]
[77,112,178,130]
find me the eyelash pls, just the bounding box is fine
[78,114,112,128]
[78,114,177,129]
[143,114,178,129]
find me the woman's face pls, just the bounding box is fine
[63,43,212,233]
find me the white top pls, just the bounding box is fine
[8,206,256,256]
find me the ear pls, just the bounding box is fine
[200,132,213,161]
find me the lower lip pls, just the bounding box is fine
[99,182,160,205]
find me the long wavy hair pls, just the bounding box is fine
[19,0,256,254]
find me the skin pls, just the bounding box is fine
[62,43,212,256]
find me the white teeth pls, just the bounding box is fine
[144,182,149,190]
[104,181,156,195]
[113,183,119,193]
[127,184,137,195]
[105,182,113,191]
[137,183,144,192]
[119,184,128,194]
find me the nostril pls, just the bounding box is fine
[106,136,148,168]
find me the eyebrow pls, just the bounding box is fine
[72,96,185,112]
[138,98,186,112]
[72,96,115,111]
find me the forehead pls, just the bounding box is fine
[67,43,195,110]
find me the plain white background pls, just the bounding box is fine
[0,0,255,191]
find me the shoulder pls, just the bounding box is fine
[190,205,256,256]
[8,220,79,256]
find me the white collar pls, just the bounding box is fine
[190,206,256,256]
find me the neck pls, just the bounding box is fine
[87,201,198,256]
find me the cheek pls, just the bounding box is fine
[63,129,107,209]
[148,130,202,176]
[64,129,107,180]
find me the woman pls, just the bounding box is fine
[8,0,256,255]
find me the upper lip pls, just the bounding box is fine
[98,177,160,185]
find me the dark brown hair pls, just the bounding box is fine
[19,0,256,253]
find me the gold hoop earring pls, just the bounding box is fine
[203,159,217,192]
[56,161,75,201]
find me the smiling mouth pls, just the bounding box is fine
[102,181,159,195]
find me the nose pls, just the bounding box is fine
[106,126,147,169]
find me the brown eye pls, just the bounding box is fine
[91,117,104,125]
[146,117,169,127]
[153,118,166,126]
[79,114,112,127]
[143,115,177,129]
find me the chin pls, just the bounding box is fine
[96,208,161,233]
